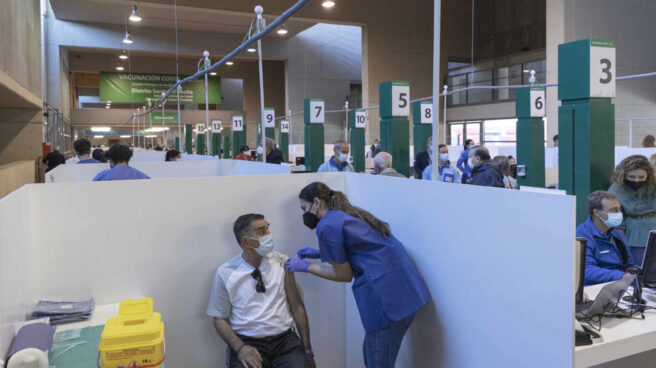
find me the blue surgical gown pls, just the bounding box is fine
[316,209,430,331]
[92,165,150,181]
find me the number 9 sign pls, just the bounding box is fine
[264,108,275,128]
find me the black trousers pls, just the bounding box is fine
[227,329,308,368]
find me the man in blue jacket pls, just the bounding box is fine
[467,146,504,188]
[576,190,638,286]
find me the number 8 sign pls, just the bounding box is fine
[530,87,546,118]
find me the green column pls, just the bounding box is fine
[223,136,231,158]
[349,109,366,172]
[379,81,411,177]
[175,137,180,151]
[212,133,221,156]
[412,100,433,178]
[304,98,325,172]
[515,87,546,189]
[279,119,290,163]
[185,124,193,154]
[558,38,616,224]
[231,115,246,159]
[196,134,206,155]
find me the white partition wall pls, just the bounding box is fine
[344,173,576,368]
[0,189,32,363]
[47,160,290,182]
[22,173,345,367]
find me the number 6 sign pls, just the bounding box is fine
[530,87,546,118]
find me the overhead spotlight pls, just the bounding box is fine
[247,46,256,53]
[105,106,110,109]
[122,30,133,44]
[209,71,217,76]
[322,0,335,8]
[226,61,234,66]
[277,25,288,35]
[119,50,128,60]
[94,135,105,138]
[92,127,111,132]
[120,135,131,138]
[116,63,125,71]
[129,6,142,22]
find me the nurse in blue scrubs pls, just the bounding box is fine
[93,144,150,181]
[285,182,430,368]
[73,138,101,164]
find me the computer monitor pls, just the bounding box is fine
[295,156,305,165]
[575,237,587,304]
[642,230,656,288]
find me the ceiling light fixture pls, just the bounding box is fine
[129,6,142,22]
[145,135,157,138]
[120,135,131,138]
[94,135,105,138]
[116,64,125,71]
[91,127,112,132]
[209,71,217,76]
[119,50,128,60]
[322,0,335,8]
[226,61,234,66]
[277,25,288,35]
[122,30,133,44]
[247,46,256,53]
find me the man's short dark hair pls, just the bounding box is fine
[233,214,264,245]
[74,138,92,155]
[106,144,133,164]
[438,144,446,150]
[473,146,491,161]
[553,134,559,141]
[587,190,618,215]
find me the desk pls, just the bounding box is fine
[575,285,656,367]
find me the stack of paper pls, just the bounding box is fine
[30,299,95,325]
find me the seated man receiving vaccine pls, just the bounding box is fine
[207,214,315,368]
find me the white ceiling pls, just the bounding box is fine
[49,0,315,38]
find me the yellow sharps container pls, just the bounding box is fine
[98,298,165,368]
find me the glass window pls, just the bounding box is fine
[522,60,546,85]
[468,70,493,104]
[447,74,467,106]
[449,123,464,146]
[494,64,522,101]
[465,122,481,144]
[483,119,517,143]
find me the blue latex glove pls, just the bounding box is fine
[297,247,321,259]
[285,257,310,272]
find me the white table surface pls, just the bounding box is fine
[55,303,119,333]
[575,285,656,367]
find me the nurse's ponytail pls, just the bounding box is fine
[299,182,391,237]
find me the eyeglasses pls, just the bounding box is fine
[251,268,266,293]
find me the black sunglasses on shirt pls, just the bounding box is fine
[251,268,266,293]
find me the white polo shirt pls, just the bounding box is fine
[206,252,294,338]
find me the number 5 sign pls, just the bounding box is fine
[529,87,546,117]
[590,39,615,98]
[380,81,410,118]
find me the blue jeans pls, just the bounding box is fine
[630,246,646,267]
[363,312,416,368]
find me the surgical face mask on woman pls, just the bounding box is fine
[243,150,251,157]
[597,211,623,228]
[248,233,275,256]
[303,201,320,230]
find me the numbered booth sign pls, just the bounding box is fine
[530,87,546,117]
[196,124,206,134]
[354,110,366,129]
[232,115,244,132]
[280,120,290,133]
[380,81,410,118]
[211,120,222,132]
[420,102,433,124]
[264,108,275,128]
[310,100,325,123]
[558,38,616,100]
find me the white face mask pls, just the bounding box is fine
[256,146,264,155]
[338,153,349,163]
[439,153,449,162]
[598,211,623,228]
[250,233,274,256]
[243,150,251,157]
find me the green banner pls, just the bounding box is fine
[149,111,179,122]
[99,71,220,104]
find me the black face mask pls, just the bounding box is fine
[303,202,320,230]
[625,179,647,191]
